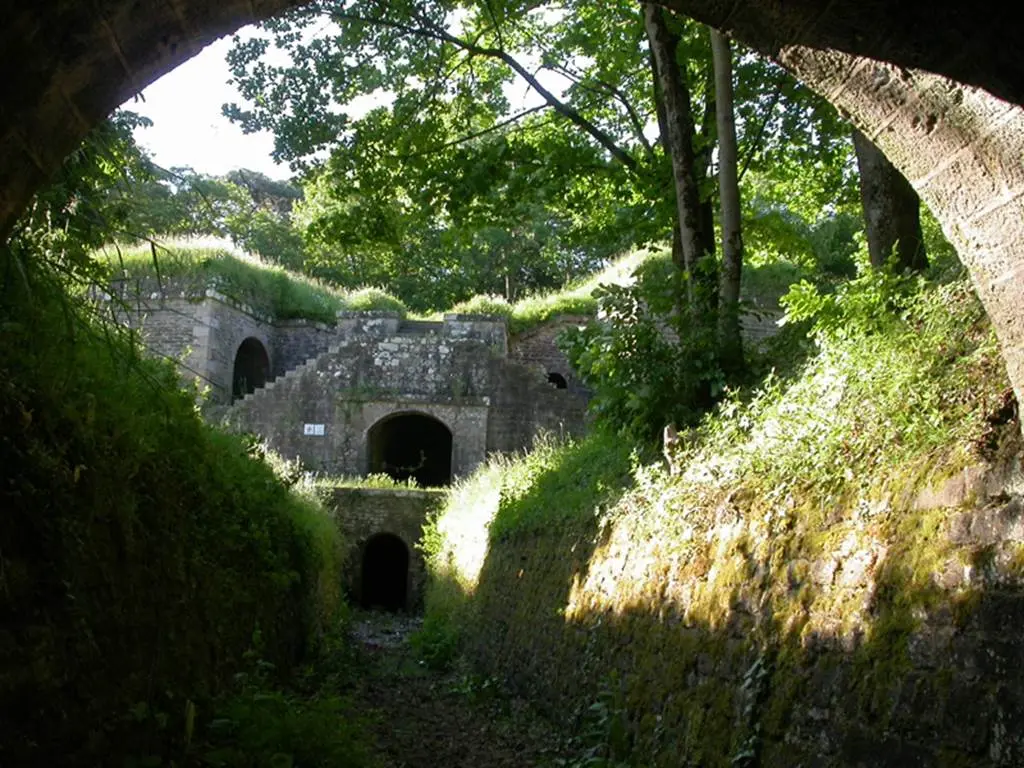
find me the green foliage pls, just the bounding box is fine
[98,242,408,322]
[449,293,514,319]
[698,275,1003,496]
[0,239,344,763]
[193,660,372,768]
[409,614,462,671]
[12,110,156,285]
[779,255,918,342]
[507,290,599,335]
[562,256,724,441]
[557,685,633,768]
[490,432,635,540]
[343,286,408,314]
[317,473,431,491]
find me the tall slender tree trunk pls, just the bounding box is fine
[648,31,686,273]
[852,129,927,272]
[643,3,714,318]
[711,29,744,371]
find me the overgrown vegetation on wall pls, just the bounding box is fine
[0,243,349,763]
[100,241,408,323]
[420,268,1023,765]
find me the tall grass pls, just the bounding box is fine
[98,240,408,323]
[424,272,1009,606]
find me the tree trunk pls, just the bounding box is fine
[852,129,927,272]
[643,3,714,318]
[711,29,744,372]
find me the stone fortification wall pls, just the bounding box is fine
[440,452,1024,766]
[327,487,443,610]
[272,319,336,378]
[225,313,585,477]
[106,281,275,404]
[508,315,591,397]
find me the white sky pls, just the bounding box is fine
[123,30,292,180]
[122,20,577,183]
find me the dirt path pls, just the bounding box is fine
[348,613,570,768]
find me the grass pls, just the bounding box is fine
[418,271,1013,765]
[442,247,660,334]
[98,238,408,323]
[424,268,1010,631]
[98,238,814,334]
[313,473,448,492]
[1,244,348,763]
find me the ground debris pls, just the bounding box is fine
[349,612,569,768]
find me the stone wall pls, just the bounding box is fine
[117,291,589,471]
[741,302,785,348]
[225,313,587,477]
[509,315,591,397]
[327,487,443,610]
[108,283,276,404]
[272,320,336,378]
[436,450,1024,766]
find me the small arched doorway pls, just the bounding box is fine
[360,533,410,611]
[232,337,270,401]
[367,412,453,487]
[547,372,568,389]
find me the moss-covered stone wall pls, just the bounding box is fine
[434,455,1024,766]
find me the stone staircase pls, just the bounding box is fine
[233,344,339,408]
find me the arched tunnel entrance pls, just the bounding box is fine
[368,412,453,487]
[232,337,270,401]
[360,533,410,611]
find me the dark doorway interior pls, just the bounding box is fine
[232,337,270,401]
[547,372,568,389]
[361,533,409,611]
[368,413,453,487]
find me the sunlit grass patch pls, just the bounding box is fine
[97,239,408,323]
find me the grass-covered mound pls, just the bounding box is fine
[445,246,808,337]
[99,239,408,323]
[0,249,347,764]
[419,272,1023,765]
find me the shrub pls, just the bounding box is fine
[561,256,723,442]
[0,245,344,764]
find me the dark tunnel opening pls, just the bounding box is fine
[360,533,410,611]
[232,337,270,401]
[368,412,453,487]
[547,372,568,389]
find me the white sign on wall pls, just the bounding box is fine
[303,423,326,436]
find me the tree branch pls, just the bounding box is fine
[549,62,654,156]
[331,7,639,171]
[737,79,784,184]
[393,105,551,159]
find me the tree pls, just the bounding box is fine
[711,29,744,370]
[643,3,713,313]
[852,129,927,272]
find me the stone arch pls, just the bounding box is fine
[231,336,270,401]
[359,532,410,611]
[547,372,568,390]
[367,411,453,487]
[5,1,1024,413]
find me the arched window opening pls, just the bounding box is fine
[547,372,568,389]
[361,533,409,611]
[368,412,453,487]
[232,337,270,401]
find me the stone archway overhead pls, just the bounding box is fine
[5,0,1024,409]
